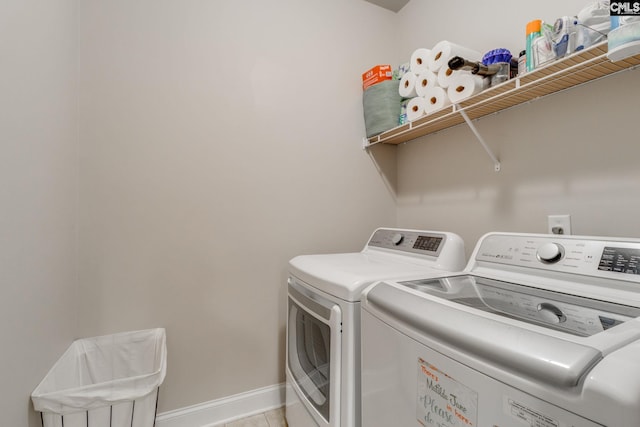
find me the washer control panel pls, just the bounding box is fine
[536,242,565,264]
[475,233,640,280]
[367,228,445,256]
[598,247,640,275]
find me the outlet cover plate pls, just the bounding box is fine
[548,214,572,235]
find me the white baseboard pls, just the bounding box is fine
[155,383,285,427]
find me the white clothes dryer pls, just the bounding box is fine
[285,228,465,427]
[362,232,640,427]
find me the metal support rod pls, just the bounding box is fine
[457,106,501,172]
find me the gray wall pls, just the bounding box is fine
[77,0,398,412]
[0,1,79,426]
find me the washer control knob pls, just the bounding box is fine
[537,243,564,263]
[537,303,567,324]
[391,233,404,245]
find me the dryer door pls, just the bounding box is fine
[287,278,342,426]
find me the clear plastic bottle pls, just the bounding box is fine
[518,50,526,76]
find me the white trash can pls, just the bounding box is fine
[32,328,167,427]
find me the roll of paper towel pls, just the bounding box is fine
[437,66,471,89]
[423,87,452,114]
[410,48,432,74]
[399,72,418,98]
[406,97,426,122]
[428,40,482,72]
[447,74,488,103]
[414,70,438,97]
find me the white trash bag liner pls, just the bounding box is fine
[32,328,166,427]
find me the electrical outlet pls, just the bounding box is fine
[548,215,571,235]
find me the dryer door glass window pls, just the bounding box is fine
[288,298,331,422]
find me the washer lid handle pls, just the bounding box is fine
[365,283,603,388]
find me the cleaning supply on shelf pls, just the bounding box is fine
[394,62,411,80]
[363,80,402,137]
[482,48,512,64]
[526,20,556,71]
[399,98,410,125]
[533,22,556,67]
[481,48,512,86]
[526,20,542,71]
[510,57,519,79]
[608,14,640,61]
[552,16,579,58]
[488,62,510,85]
[518,50,527,75]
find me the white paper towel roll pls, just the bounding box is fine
[406,97,426,122]
[437,67,471,89]
[428,40,482,72]
[423,87,452,114]
[447,74,489,103]
[410,48,431,74]
[399,72,418,98]
[414,70,438,97]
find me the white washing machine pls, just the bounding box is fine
[361,232,640,427]
[285,228,466,427]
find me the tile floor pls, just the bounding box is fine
[215,407,287,427]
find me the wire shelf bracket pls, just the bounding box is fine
[457,106,501,172]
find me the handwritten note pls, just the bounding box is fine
[417,358,478,427]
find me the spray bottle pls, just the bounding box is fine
[526,20,542,72]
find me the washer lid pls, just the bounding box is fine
[365,281,605,388]
[401,275,640,337]
[289,251,449,302]
[364,275,640,388]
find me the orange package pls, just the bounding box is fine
[362,64,392,90]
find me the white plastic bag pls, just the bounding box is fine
[577,0,611,49]
[32,328,166,423]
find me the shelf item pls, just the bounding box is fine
[365,42,640,148]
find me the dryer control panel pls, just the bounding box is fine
[367,228,445,256]
[474,233,640,282]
